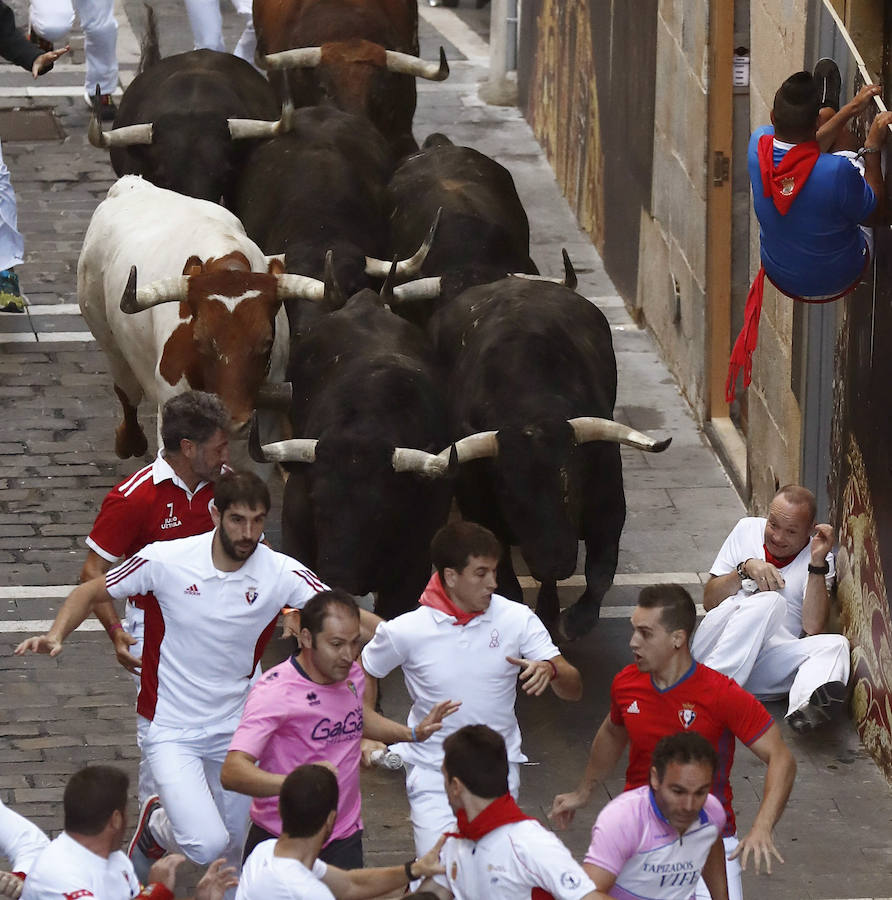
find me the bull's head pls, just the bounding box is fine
[450,418,671,583]
[120,254,328,428]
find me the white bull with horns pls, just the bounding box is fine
[77,175,329,461]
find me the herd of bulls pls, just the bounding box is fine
[75,0,671,641]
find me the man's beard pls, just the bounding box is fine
[219,526,257,562]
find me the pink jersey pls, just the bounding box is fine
[228,657,365,842]
[584,786,726,900]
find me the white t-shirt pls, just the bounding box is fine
[105,530,325,727]
[21,833,140,900]
[0,799,49,874]
[710,517,835,636]
[442,819,595,900]
[361,594,559,767]
[235,839,332,900]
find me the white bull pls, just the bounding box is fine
[77,175,325,459]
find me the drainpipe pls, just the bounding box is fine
[480,0,518,105]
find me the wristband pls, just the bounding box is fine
[410,725,418,742]
[808,562,830,575]
[107,622,124,636]
[546,659,558,680]
[404,860,415,881]
[136,884,174,900]
[856,146,881,159]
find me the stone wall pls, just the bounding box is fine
[634,0,710,419]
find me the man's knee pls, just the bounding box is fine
[180,825,230,865]
[30,5,76,41]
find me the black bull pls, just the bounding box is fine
[252,290,452,619]
[429,277,671,641]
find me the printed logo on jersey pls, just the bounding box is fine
[64,891,95,900]
[311,705,363,743]
[245,588,259,605]
[184,584,200,596]
[560,871,582,889]
[306,691,320,706]
[678,703,697,728]
[626,700,640,714]
[489,629,500,648]
[160,501,182,530]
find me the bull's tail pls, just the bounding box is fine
[139,3,161,74]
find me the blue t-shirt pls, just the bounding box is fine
[748,125,875,297]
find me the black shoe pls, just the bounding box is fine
[86,90,117,122]
[814,58,842,111]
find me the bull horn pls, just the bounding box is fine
[275,272,327,302]
[255,382,293,410]
[451,431,499,463]
[384,45,449,81]
[511,249,577,289]
[257,437,319,463]
[569,417,672,453]
[391,277,442,303]
[228,99,295,140]
[264,46,322,70]
[366,207,442,279]
[391,447,449,477]
[120,266,189,313]
[88,118,153,149]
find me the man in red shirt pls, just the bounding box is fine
[82,390,230,802]
[549,584,796,900]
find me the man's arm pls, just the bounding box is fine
[859,111,892,225]
[581,864,617,900]
[702,571,742,612]
[79,550,140,670]
[507,654,582,700]
[219,750,283,798]
[320,835,445,900]
[801,524,834,635]
[816,83,882,152]
[362,698,461,745]
[14,577,118,656]
[728,722,796,874]
[549,715,629,829]
[700,836,730,900]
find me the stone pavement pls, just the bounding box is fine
[0,2,890,897]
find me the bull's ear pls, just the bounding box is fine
[182,255,203,276]
[265,254,286,276]
[323,250,348,312]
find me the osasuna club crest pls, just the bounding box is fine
[245,588,259,605]
[678,704,697,728]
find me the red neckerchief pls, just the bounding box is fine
[418,572,482,626]
[446,795,554,900]
[763,544,798,568]
[757,134,820,215]
[447,793,533,841]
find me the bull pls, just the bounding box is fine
[428,275,671,641]
[254,0,448,157]
[88,15,283,207]
[249,280,452,619]
[78,176,327,460]
[386,134,539,326]
[233,106,438,330]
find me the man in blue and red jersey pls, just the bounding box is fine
[549,584,796,900]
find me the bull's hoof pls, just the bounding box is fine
[114,423,148,459]
[557,603,600,643]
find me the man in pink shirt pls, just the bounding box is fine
[583,732,728,900]
[221,590,458,868]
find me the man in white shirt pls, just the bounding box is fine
[361,521,583,859]
[0,799,49,898]
[691,484,849,732]
[15,472,353,883]
[236,763,445,900]
[21,765,235,900]
[415,725,597,900]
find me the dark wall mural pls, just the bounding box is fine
[518,0,658,300]
[831,225,892,780]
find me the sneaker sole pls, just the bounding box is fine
[128,794,162,860]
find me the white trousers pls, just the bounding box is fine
[141,717,251,875]
[29,0,118,95]
[0,141,24,273]
[691,592,850,717]
[405,761,520,858]
[0,799,49,874]
[182,0,255,64]
[123,602,157,805]
[694,836,742,900]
